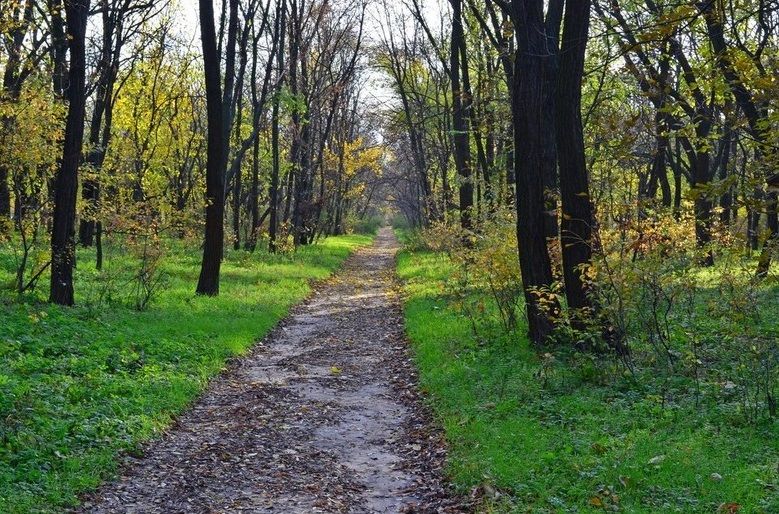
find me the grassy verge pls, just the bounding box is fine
[0,233,372,513]
[397,248,778,513]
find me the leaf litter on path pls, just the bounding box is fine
[77,228,469,514]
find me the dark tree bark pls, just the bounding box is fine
[289,0,307,245]
[506,0,560,345]
[196,0,226,296]
[268,0,286,253]
[245,9,264,252]
[50,0,91,306]
[49,0,70,97]
[717,123,733,225]
[449,0,474,230]
[556,0,596,323]
[0,167,8,225]
[226,0,258,251]
[232,90,244,251]
[79,0,119,247]
[247,129,261,250]
[690,118,715,267]
[652,112,672,208]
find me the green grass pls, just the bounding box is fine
[397,248,779,513]
[0,233,372,513]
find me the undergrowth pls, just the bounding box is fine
[397,240,779,513]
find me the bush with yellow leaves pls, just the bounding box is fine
[410,209,524,336]
[590,210,778,420]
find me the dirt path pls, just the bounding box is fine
[78,228,467,513]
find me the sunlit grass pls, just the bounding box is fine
[397,248,779,513]
[0,233,372,513]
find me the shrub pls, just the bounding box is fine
[406,210,524,336]
[591,211,779,420]
[349,214,383,235]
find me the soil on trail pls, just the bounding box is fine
[78,228,467,514]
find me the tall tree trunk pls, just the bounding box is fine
[556,0,596,325]
[50,0,90,306]
[670,140,683,217]
[247,127,261,251]
[79,0,114,247]
[196,0,226,296]
[268,0,285,253]
[268,65,282,250]
[718,124,733,225]
[232,90,244,251]
[449,0,474,230]
[0,166,8,225]
[510,0,559,345]
[654,113,672,208]
[691,146,715,266]
[289,0,307,245]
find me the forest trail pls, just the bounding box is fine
[78,228,465,513]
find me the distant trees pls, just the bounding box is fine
[1,0,776,324]
[1,0,44,230]
[78,0,162,257]
[0,0,379,303]
[379,0,778,347]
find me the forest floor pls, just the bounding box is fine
[76,228,466,513]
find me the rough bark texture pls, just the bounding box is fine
[49,0,90,306]
[556,0,595,319]
[510,0,559,345]
[449,0,474,230]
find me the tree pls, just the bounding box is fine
[268,0,286,253]
[696,0,778,277]
[556,0,596,324]
[498,0,560,345]
[448,0,474,230]
[78,0,162,254]
[196,0,226,296]
[50,0,90,305]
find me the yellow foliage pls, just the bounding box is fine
[0,81,65,178]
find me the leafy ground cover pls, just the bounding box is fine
[396,246,779,513]
[0,233,372,513]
